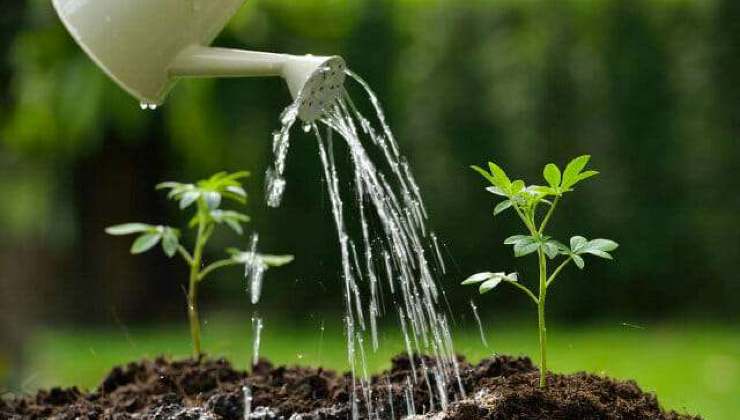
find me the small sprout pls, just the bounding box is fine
[107,171,292,357]
[464,155,617,389]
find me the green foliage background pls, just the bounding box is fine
[1,0,738,326]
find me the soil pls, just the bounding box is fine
[1,354,699,419]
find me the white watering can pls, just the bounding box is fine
[51,0,346,122]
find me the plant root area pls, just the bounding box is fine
[1,355,698,419]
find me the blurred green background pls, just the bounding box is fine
[1,0,738,418]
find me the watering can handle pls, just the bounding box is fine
[169,46,289,79]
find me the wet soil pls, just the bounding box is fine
[1,354,699,419]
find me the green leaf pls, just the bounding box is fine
[562,155,591,189]
[569,237,618,260]
[202,192,222,210]
[156,181,182,191]
[478,272,518,294]
[511,180,525,194]
[584,249,613,259]
[574,170,599,184]
[179,191,200,209]
[227,250,293,267]
[479,277,503,294]
[486,186,507,197]
[471,165,496,185]
[570,236,588,253]
[226,185,247,197]
[531,185,555,196]
[223,171,250,182]
[224,219,243,235]
[494,200,513,216]
[131,233,162,254]
[587,238,619,252]
[572,254,585,269]
[542,241,560,259]
[161,229,179,258]
[462,272,496,285]
[210,210,250,235]
[543,164,561,188]
[504,235,532,245]
[514,241,540,257]
[488,162,511,185]
[261,254,295,267]
[105,223,153,236]
[488,162,512,190]
[549,240,570,253]
[188,214,200,229]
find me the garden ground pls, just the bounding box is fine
[18,317,738,419]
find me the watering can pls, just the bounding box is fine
[51,0,346,122]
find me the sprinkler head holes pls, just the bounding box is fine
[295,57,346,123]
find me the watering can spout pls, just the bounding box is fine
[51,0,345,122]
[170,46,346,122]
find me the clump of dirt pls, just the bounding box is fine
[1,354,699,419]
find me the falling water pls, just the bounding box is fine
[244,234,267,305]
[251,316,263,366]
[470,300,489,348]
[404,377,416,417]
[265,102,299,208]
[266,70,463,417]
[242,385,252,420]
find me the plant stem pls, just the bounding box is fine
[177,245,194,265]
[546,258,572,288]
[513,205,538,236]
[539,196,560,235]
[188,213,207,358]
[504,279,539,305]
[199,259,240,281]
[537,249,548,388]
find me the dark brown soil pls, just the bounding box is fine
[1,354,699,419]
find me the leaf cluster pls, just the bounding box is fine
[472,155,597,220]
[105,171,291,271]
[157,171,251,236]
[106,223,181,257]
[464,155,618,294]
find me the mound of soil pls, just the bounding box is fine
[1,354,698,419]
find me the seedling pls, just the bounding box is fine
[106,171,293,357]
[463,155,618,388]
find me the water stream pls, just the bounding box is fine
[266,70,463,417]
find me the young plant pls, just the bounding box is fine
[462,155,618,388]
[106,171,293,357]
